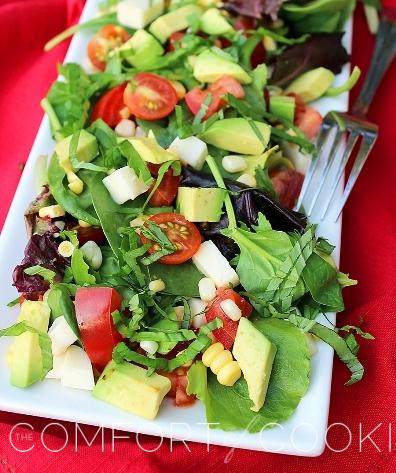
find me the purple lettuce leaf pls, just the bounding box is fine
[223,0,285,20]
[269,33,350,87]
[13,233,69,297]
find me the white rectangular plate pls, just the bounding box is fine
[0,0,352,456]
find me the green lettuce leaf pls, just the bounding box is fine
[71,249,96,286]
[302,252,344,312]
[288,315,365,385]
[205,318,310,432]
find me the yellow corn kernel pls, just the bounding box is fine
[217,361,241,386]
[202,342,224,367]
[60,158,73,173]
[148,279,166,293]
[66,171,78,183]
[170,80,186,100]
[68,180,84,195]
[211,350,233,375]
[38,204,65,219]
[263,36,277,52]
[120,106,131,119]
[130,215,148,228]
[78,219,91,228]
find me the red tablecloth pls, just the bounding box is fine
[1,1,396,471]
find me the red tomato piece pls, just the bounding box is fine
[75,287,123,371]
[66,222,106,246]
[157,367,196,407]
[205,289,253,350]
[87,25,130,71]
[147,163,181,207]
[140,213,202,265]
[167,31,186,52]
[90,83,128,127]
[185,76,245,120]
[250,40,266,69]
[185,88,222,120]
[295,105,323,140]
[234,16,256,30]
[290,93,323,140]
[210,75,245,103]
[270,169,305,209]
[123,73,178,121]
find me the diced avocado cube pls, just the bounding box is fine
[149,5,202,43]
[269,95,296,122]
[193,50,252,84]
[177,187,225,222]
[285,67,335,103]
[120,29,164,68]
[18,300,51,332]
[127,136,178,164]
[10,333,44,388]
[9,301,51,388]
[117,0,164,30]
[200,8,234,35]
[54,130,98,172]
[200,118,271,155]
[92,361,171,420]
[232,318,277,412]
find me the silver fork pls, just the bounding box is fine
[297,9,396,222]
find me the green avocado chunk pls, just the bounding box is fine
[269,95,296,122]
[121,135,177,164]
[285,67,335,103]
[54,129,98,172]
[193,49,252,84]
[232,317,277,412]
[92,361,171,420]
[149,5,202,43]
[120,29,164,68]
[200,8,234,35]
[8,301,50,388]
[177,187,226,222]
[200,118,271,155]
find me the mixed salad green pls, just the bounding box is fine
[2,0,375,428]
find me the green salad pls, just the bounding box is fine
[2,0,374,429]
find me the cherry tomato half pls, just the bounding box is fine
[90,83,128,127]
[205,289,253,349]
[185,88,222,120]
[140,213,202,265]
[87,25,130,71]
[289,92,323,140]
[270,169,304,209]
[168,31,186,52]
[157,367,196,407]
[295,105,323,141]
[123,73,178,121]
[147,163,181,207]
[210,75,245,103]
[75,287,123,371]
[185,76,245,120]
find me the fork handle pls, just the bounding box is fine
[352,8,396,116]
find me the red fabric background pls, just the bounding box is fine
[1,1,396,471]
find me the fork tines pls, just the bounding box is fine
[297,111,378,222]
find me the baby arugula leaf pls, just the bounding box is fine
[288,315,365,385]
[24,265,56,284]
[70,249,96,286]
